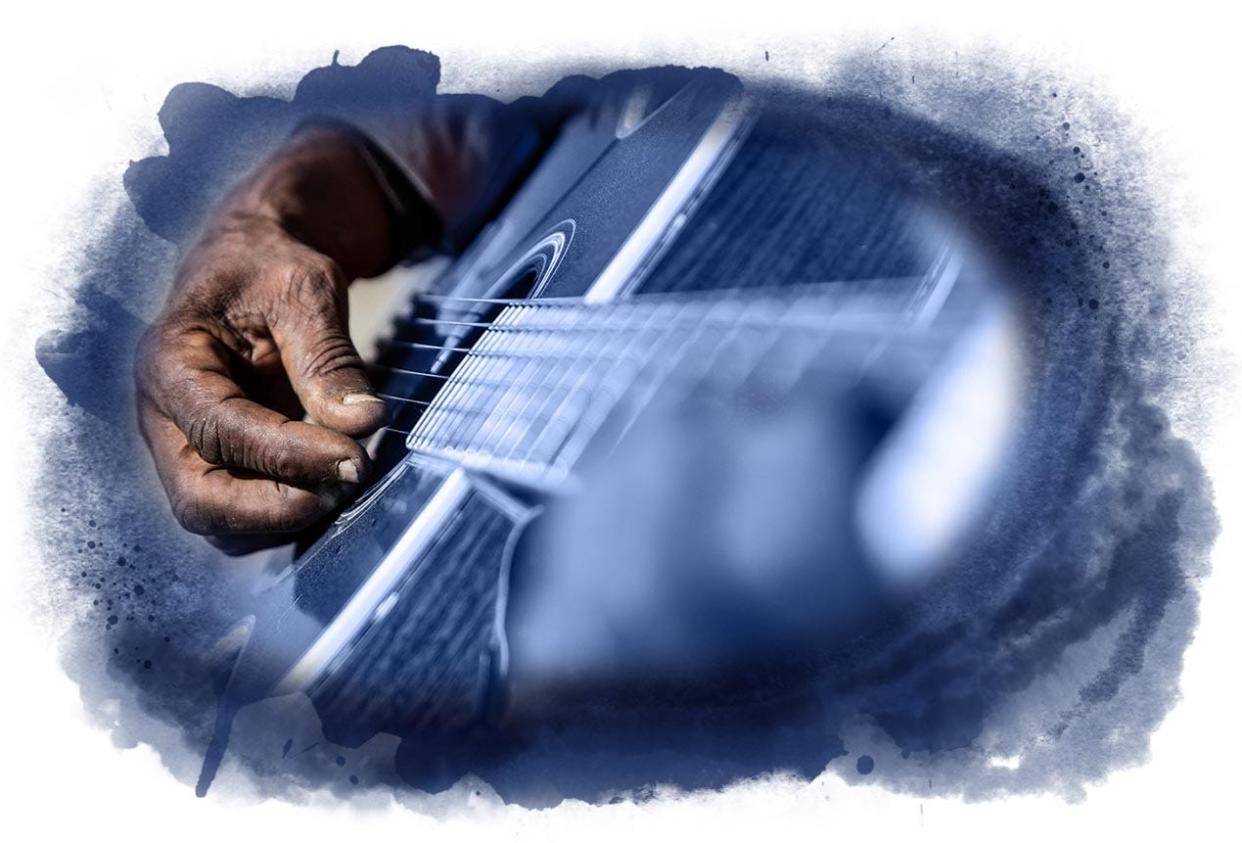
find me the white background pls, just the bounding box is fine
[1,1,1238,839]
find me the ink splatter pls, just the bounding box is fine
[27,45,1217,807]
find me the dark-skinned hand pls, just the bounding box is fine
[135,127,402,550]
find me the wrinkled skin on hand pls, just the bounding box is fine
[135,128,399,551]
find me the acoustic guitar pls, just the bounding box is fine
[198,71,1021,792]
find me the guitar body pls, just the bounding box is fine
[219,71,1019,750]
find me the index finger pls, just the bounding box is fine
[139,323,370,487]
[139,407,347,537]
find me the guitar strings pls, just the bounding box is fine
[367,324,959,412]
[368,333,953,459]
[411,275,932,307]
[367,344,949,413]
[377,321,959,360]
[363,263,974,461]
[363,273,980,457]
[395,307,954,335]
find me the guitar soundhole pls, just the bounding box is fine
[357,227,572,506]
[401,222,574,400]
[484,220,573,301]
[503,266,541,300]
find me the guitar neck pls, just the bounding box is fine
[371,253,985,492]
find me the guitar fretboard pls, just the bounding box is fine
[372,252,976,491]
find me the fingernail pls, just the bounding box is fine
[336,459,361,484]
[342,392,385,406]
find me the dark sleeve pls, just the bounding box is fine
[343,90,586,258]
[312,67,715,262]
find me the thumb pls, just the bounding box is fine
[273,261,388,437]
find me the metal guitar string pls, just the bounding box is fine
[402,325,943,481]
[495,297,669,467]
[373,322,956,376]
[367,240,968,449]
[364,257,969,451]
[266,102,986,735]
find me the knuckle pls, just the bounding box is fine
[170,490,214,535]
[185,396,250,468]
[305,252,347,286]
[276,257,363,385]
[299,331,363,381]
[185,410,227,466]
[259,442,301,482]
[135,317,217,418]
[285,258,343,314]
[134,319,181,395]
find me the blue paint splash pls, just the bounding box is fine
[30,46,1217,806]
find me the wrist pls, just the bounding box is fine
[220,126,396,279]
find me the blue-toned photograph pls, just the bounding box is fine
[4,4,1236,839]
